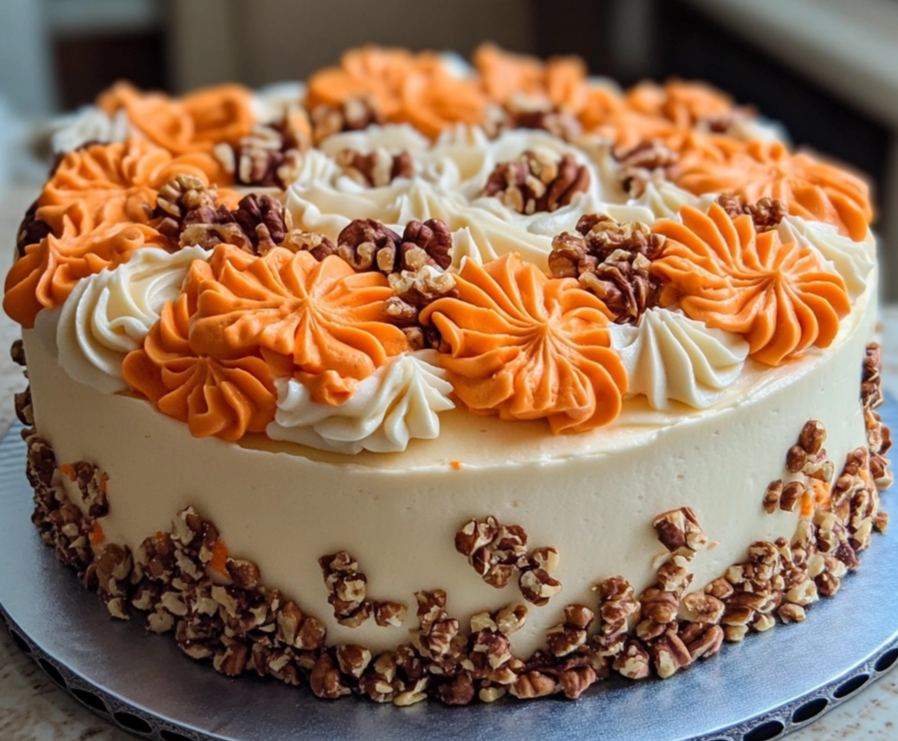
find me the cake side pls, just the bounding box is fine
[20,271,876,660]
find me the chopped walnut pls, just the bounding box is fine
[319,551,371,627]
[715,194,787,232]
[16,199,52,257]
[281,230,337,261]
[14,386,33,427]
[863,343,884,410]
[613,639,651,680]
[500,93,583,141]
[153,178,296,257]
[780,481,805,513]
[688,623,727,661]
[763,480,783,514]
[484,149,590,214]
[335,147,413,188]
[454,516,528,588]
[368,600,405,628]
[614,140,679,198]
[310,653,351,700]
[214,112,308,189]
[593,576,640,659]
[549,214,665,325]
[310,97,383,144]
[652,507,708,560]
[648,629,692,679]
[510,670,557,698]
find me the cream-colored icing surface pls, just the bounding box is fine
[23,273,875,656]
[54,246,209,394]
[268,350,455,454]
[609,308,750,410]
[50,106,130,154]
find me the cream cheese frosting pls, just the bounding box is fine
[54,246,209,394]
[777,215,875,298]
[50,105,130,154]
[609,308,749,410]
[267,350,455,454]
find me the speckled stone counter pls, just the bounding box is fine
[0,185,896,740]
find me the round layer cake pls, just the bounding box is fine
[5,46,891,704]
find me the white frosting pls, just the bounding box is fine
[318,124,431,158]
[625,178,707,221]
[50,106,130,154]
[267,351,455,454]
[251,82,307,124]
[55,246,209,394]
[286,148,459,240]
[777,216,875,298]
[609,308,749,410]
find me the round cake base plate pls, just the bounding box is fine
[1,405,898,741]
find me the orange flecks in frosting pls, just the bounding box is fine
[209,539,229,577]
[450,459,462,471]
[307,47,489,138]
[420,253,627,433]
[813,480,831,510]
[4,219,169,328]
[674,140,873,242]
[122,294,278,441]
[98,82,254,156]
[36,139,222,238]
[91,522,105,546]
[800,491,815,518]
[651,204,851,366]
[188,246,408,404]
[473,44,589,113]
[59,463,76,481]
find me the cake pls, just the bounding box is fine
[3,45,891,706]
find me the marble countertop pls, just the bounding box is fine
[0,185,897,740]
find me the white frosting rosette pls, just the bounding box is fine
[267,351,455,454]
[55,246,209,394]
[317,123,431,159]
[286,148,462,240]
[251,81,307,124]
[609,308,749,410]
[50,106,130,154]
[776,215,875,298]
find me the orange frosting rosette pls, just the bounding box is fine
[4,218,169,328]
[306,47,490,138]
[674,140,874,242]
[625,79,736,129]
[98,81,254,158]
[651,203,851,366]
[122,294,277,442]
[420,253,628,433]
[473,44,589,114]
[186,245,409,406]
[36,138,224,238]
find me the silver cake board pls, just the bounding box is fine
[1,398,897,741]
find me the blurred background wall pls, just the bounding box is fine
[1,0,897,296]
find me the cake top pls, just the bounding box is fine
[4,45,875,453]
